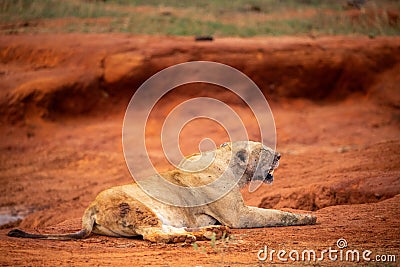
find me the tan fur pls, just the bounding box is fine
[8,141,316,243]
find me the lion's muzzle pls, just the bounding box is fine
[265,152,281,184]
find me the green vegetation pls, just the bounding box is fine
[192,231,232,254]
[1,0,399,36]
[107,0,343,12]
[0,0,120,21]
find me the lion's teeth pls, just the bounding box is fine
[268,169,274,175]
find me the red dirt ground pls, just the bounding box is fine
[0,34,399,266]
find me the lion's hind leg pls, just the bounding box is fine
[136,226,196,243]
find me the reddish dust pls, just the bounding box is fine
[0,34,399,266]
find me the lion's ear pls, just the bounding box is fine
[236,149,248,163]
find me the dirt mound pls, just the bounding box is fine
[255,140,400,211]
[259,178,396,211]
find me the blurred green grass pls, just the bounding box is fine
[0,0,120,20]
[106,0,343,12]
[1,0,399,36]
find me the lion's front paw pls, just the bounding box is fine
[302,214,317,225]
[202,225,230,240]
[171,234,196,243]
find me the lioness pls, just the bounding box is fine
[8,141,316,243]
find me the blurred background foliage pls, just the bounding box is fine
[1,0,399,36]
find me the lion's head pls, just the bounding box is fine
[220,141,280,188]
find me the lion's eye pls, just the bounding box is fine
[220,142,229,148]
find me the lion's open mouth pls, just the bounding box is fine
[265,158,279,184]
[265,169,275,184]
[265,172,274,184]
[269,159,279,172]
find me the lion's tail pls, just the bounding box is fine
[7,228,90,240]
[7,206,96,240]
